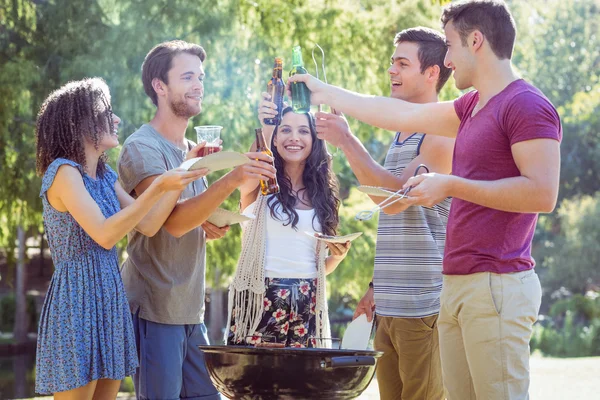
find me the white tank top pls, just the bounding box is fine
[243,198,322,278]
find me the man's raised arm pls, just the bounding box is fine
[288,73,461,138]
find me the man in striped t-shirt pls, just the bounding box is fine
[315,28,454,400]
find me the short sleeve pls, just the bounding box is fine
[503,92,562,146]
[118,140,167,195]
[453,90,478,122]
[40,158,83,199]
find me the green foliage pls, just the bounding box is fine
[550,295,600,323]
[0,0,454,288]
[531,317,600,357]
[510,0,600,311]
[120,376,135,393]
[556,85,600,199]
[511,0,600,200]
[0,0,44,259]
[1,0,600,358]
[511,0,599,109]
[196,0,446,288]
[328,187,379,300]
[531,295,600,357]
[537,194,600,296]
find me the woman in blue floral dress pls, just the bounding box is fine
[34,78,207,399]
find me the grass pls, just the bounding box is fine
[357,353,600,400]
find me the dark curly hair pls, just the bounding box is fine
[267,107,340,236]
[36,77,113,177]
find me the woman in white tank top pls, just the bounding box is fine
[226,97,351,348]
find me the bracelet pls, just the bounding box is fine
[368,281,374,289]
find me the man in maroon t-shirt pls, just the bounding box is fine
[288,1,561,399]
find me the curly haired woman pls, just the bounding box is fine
[34,77,206,399]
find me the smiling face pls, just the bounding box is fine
[96,106,122,150]
[84,87,121,152]
[443,21,476,90]
[161,52,205,118]
[273,111,314,165]
[388,41,432,101]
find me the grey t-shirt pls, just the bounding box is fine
[118,124,207,325]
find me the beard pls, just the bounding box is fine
[170,98,200,119]
[167,89,202,119]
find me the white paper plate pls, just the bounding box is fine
[357,185,412,200]
[341,314,373,350]
[206,208,255,228]
[303,231,363,244]
[179,151,249,173]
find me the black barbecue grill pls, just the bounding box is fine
[199,345,382,400]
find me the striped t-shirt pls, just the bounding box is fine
[373,133,451,318]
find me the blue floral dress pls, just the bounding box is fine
[35,158,138,394]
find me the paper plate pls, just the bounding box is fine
[341,314,373,350]
[303,231,363,244]
[206,208,255,228]
[180,151,249,173]
[357,185,412,200]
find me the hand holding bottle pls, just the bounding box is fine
[255,128,280,195]
[258,92,278,128]
[264,57,285,125]
[287,72,330,107]
[229,152,276,186]
[288,46,311,114]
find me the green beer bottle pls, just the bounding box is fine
[289,46,311,114]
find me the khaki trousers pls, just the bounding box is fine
[374,315,445,400]
[439,270,542,400]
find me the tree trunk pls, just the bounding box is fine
[13,352,27,399]
[14,225,29,344]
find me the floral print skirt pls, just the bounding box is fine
[228,277,318,348]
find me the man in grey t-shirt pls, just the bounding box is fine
[118,40,275,400]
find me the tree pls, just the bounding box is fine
[537,194,600,296]
[1,0,45,344]
[5,0,598,345]
[510,0,600,299]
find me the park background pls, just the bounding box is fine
[1,0,599,398]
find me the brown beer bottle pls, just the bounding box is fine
[264,57,285,126]
[255,128,280,195]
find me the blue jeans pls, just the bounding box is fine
[132,311,222,400]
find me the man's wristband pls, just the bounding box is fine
[368,281,374,289]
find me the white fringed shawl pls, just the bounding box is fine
[225,194,331,348]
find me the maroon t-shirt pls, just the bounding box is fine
[444,79,562,275]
